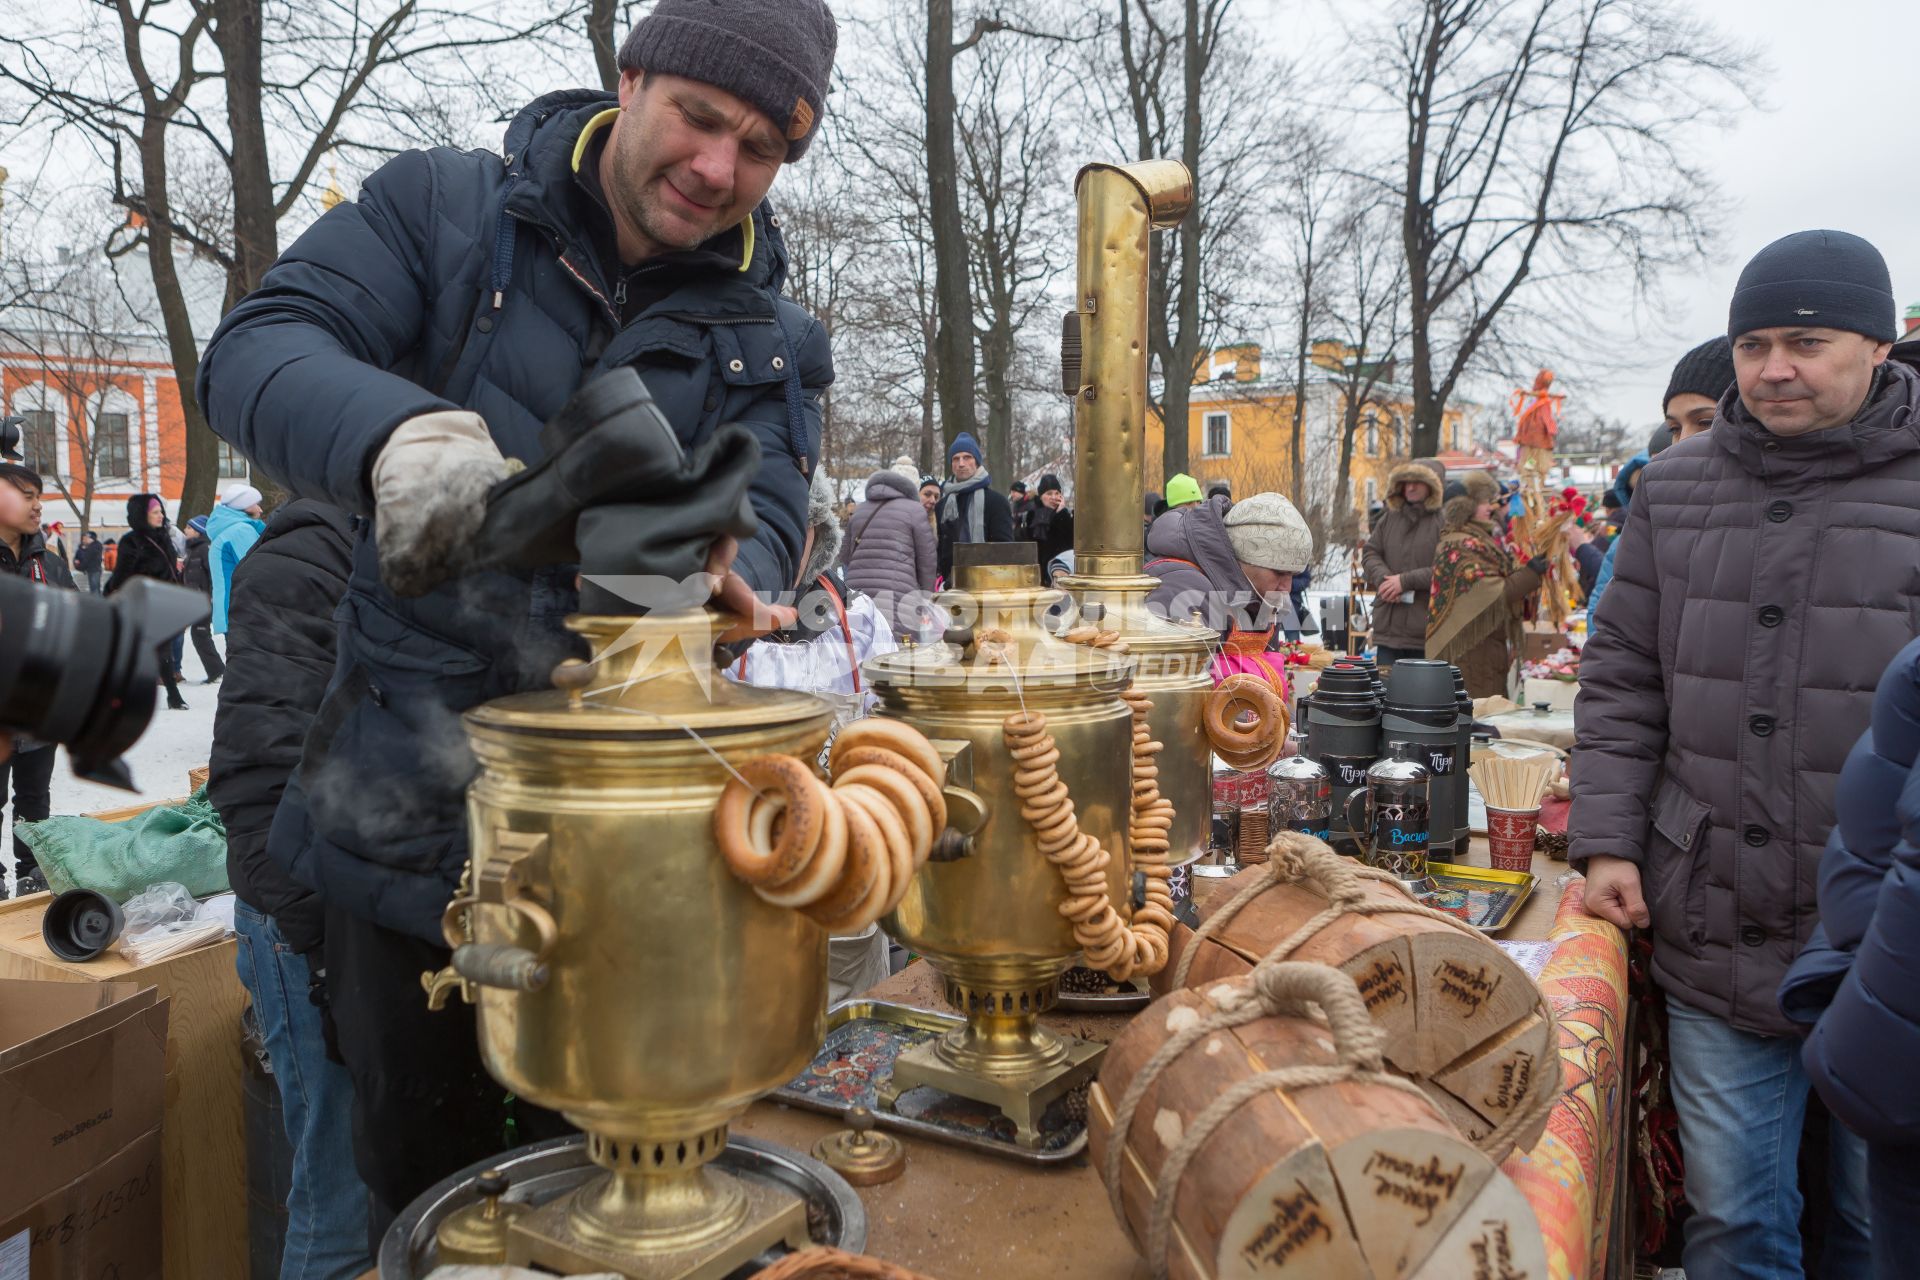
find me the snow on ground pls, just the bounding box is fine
[4,632,223,887]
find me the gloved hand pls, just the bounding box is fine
[1526,555,1550,575]
[371,410,515,597]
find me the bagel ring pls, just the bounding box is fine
[835,765,933,865]
[754,791,849,908]
[836,785,914,912]
[1204,673,1285,757]
[810,797,891,931]
[714,756,829,886]
[834,747,948,836]
[831,718,945,788]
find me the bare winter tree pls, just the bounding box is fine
[1317,190,1412,541]
[1369,0,1755,457]
[0,0,581,518]
[958,32,1070,480]
[1090,0,1292,488]
[1275,129,1342,507]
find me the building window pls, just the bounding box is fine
[20,408,58,480]
[1203,411,1230,456]
[1365,477,1378,508]
[1387,412,1403,455]
[94,410,130,480]
[1363,408,1378,455]
[217,439,249,480]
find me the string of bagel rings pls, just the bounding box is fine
[1204,671,1289,771]
[713,718,947,934]
[989,624,1175,983]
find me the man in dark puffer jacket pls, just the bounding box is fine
[1782,636,1920,1279]
[209,501,372,1277]
[197,0,838,1227]
[1573,231,1913,1275]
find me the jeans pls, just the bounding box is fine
[0,743,56,876]
[169,631,185,677]
[85,568,101,594]
[1373,643,1425,669]
[1870,1144,1920,1280]
[1666,997,1872,1279]
[234,902,371,1280]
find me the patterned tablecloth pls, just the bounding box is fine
[1501,877,1631,1280]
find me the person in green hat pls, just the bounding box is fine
[1164,473,1203,509]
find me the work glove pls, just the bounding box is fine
[371,410,514,597]
[1526,555,1550,575]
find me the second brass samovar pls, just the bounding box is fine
[1055,159,1215,867]
[428,608,833,1279]
[870,546,1136,1146]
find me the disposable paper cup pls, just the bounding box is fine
[1486,806,1540,873]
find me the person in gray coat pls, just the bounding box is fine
[842,464,937,639]
[1360,457,1444,667]
[1571,230,1918,1277]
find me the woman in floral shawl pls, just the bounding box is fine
[1425,469,1548,697]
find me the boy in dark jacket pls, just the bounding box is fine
[73,530,104,593]
[209,501,371,1275]
[1783,636,1920,1279]
[0,463,72,896]
[181,516,226,682]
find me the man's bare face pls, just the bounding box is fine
[950,453,979,482]
[602,70,786,262]
[1733,327,1891,437]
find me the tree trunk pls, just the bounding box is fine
[588,0,620,91]
[1334,389,1361,524]
[135,119,219,525]
[1159,0,1207,486]
[926,0,976,461]
[981,321,1013,482]
[1291,308,1310,504]
[212,0,285,513]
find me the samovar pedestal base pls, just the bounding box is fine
[881,1031,1106,1150]
[503,1174,810,1280]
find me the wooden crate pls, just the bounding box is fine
[0,808,247,1280]
[188,764,210,792]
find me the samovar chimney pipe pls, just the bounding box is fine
[1064,160,1193,578]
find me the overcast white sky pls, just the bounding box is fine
[1256,0,1920,430]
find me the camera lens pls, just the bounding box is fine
[0,576,209,789]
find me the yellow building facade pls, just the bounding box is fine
[1142,344,1473,513]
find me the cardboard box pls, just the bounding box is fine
[0,979,169,1280]
[1521,630,1572,663]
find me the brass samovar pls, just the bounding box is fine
[872,546,1136,1146]
[1054,159,1216,867]
[425,608,832,1279]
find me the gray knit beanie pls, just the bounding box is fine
[618,0,837,160]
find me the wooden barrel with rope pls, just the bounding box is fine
[1153,833,1559,1160]
[1090,960,1547,1279]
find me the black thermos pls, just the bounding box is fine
[1452,666,1474,849]
[1380,659,1461,858]
[1305,661,1383,855]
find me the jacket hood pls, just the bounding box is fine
[262,499,355,545]
[502,91,793,299]
[124,493,164,529]
[864,468,918,503]
[1146,494,1253,597]
[206,503,264,541]
[1715,345,1920,480]
[1611,452,1650,511]
[1384,460,1444,512]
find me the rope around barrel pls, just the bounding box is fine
[1101,959,1441,1277]
[1165,830,1562,1160]
[749,1246,939,1280]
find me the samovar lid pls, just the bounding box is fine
[466,609,833,737]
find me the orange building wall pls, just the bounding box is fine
[1,353,187,520]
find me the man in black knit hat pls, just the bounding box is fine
[1573,229,1917,1275]
[199,0,839,1233]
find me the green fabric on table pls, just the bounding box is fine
[18,787,229,902]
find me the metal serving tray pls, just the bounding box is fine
[1421,861,1537,934]
[1055,966,1153,1012]
[378,1134,865,1279]
[771,999,1090,1165]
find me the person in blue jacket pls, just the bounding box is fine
[1781,635,1920,1278]
[205,482,265,634]
[195,0,840,1230]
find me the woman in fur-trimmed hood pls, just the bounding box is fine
[1360,458,1445,664]
[1425,469,1546,697]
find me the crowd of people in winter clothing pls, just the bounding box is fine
[6,0,1919,1269]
